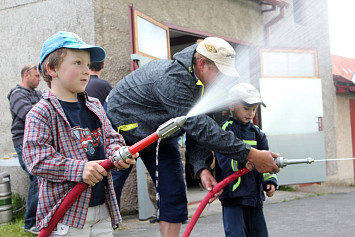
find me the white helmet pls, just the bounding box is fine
[228,83,266,107]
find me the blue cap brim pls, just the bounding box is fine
[64,44,106,63]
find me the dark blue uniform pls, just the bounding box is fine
[215,117,278,237]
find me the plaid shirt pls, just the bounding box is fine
[23,90,124,229]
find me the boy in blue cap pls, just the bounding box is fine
[214,83,278,237]
[22,31,138,236]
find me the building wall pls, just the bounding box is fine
[93,0,264,86]
[330,94,355,183]
[0,0,96,158]
[262,1,340,177]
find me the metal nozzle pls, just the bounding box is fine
[156,116,187,139]
[274,157,315,168]
[111,146,132,164]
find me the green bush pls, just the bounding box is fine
[12,193,26,220]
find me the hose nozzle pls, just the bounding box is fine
[156,116,187,138]
[274,157,315,168]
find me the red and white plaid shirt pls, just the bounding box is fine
[23,90,124,229]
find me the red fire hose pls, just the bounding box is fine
[182,168,250,237]
[38,132,160,237]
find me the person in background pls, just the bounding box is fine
[7,64,41,235]
[85,60,130,224]
[22,31,138,236]
[86,61,112,105]
[215,83,278,237]
[107,37,280,237]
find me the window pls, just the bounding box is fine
[133,9,171,59]
[260,49,318,78]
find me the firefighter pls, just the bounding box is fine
[107,37,279,237]
[215,83,278,237]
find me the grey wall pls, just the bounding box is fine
[0,0,96,157]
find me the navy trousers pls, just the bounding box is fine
[111,137,188,223]
[222,205,268,237]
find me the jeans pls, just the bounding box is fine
[15,144,39,229]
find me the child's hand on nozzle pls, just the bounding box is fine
[112,146,139,170]
[265,184,276,197]
[113,152,139,169]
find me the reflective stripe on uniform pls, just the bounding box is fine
[263,173,278,181]
[117,123,138,133]
[221,121,233,131]
[196,79,204,96]
[242,140,257,146]
[231,159,241,191]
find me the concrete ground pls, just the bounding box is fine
[114,183,355,237]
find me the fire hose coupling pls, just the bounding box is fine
[274,156,315,168]
[111,146,132,164]
[156,116,188,139]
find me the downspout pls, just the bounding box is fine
[128,5,139,71]
[262,0,289,46]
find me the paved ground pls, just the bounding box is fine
[114,183,355,237]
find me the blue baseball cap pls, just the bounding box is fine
[39,31,106,71]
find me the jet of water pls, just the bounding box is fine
[187,75,239,118]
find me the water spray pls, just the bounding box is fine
[38,116,187,237]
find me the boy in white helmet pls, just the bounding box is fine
[214,83,278,237]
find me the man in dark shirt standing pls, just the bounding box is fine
[86,61,127,217]
[86,61,112,105]
[7,64,41,235]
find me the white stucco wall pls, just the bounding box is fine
[0,0,96,157]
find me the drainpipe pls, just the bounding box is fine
[128,5,139,71]
[261,0,289,46]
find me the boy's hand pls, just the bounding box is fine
[265,184,276,197]
[199,169,223,203]
[83,160,108,186]
[112,145,139,170]
[113,152,139,169]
